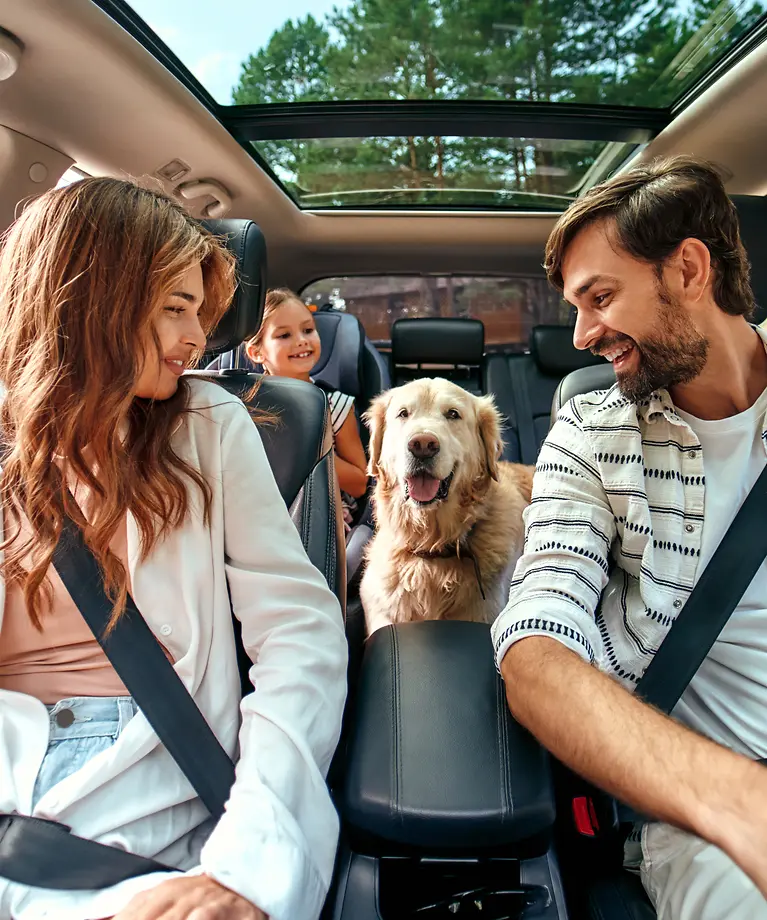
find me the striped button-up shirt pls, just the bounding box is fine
[492,326,767,756]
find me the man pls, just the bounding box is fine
[493,155,767,919]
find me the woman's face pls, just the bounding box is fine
[249,299,321,380]
[134,262,206,400]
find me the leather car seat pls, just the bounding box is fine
[189,219,347,620]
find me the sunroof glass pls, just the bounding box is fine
[128,0,766,109]
[250,135,636,209]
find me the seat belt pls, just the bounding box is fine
[508,359,538,465]
[0,496,237,890]
[634,461,767,714]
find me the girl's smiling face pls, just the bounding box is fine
[246,298,321,380]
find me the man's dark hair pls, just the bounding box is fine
[544,155,754,318]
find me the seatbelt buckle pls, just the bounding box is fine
[572,793,620,838]
[572,796,600,836]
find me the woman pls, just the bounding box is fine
[0,178,347,920]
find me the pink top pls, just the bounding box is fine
[0,485,129,704]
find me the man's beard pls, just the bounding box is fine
[594,286,709,403]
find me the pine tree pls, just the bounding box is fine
[232,0,765,205]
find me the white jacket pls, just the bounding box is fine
[0,379,348,920]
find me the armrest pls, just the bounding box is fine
[341,621,555,855]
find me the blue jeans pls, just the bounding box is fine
[32,696,136,810]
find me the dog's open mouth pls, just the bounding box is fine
[404,471,454,505]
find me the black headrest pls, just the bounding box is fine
[731,195,767,325]
[202,219,267,355]
[312,311,365,397]
[531,325,606,377]
[551,364,616,427]
[391,318,484,366]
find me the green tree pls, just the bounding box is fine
[234,15,340,198]
[233,14,332,105]
[232,0,766,207]
[329,0,445,101]
[328,0,450,196]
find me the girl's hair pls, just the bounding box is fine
[246,287,311,368]
[0,177,237,628]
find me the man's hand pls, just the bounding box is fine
[111,875,267,920]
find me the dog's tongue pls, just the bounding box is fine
[407,473,441,502]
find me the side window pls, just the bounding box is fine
[56,166,90,188]
[302,275,570,352]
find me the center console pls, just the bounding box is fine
[326,621,568,919]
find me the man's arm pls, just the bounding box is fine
[501,636,767,897]
[495,400,767,895]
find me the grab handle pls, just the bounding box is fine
[176,179,232,218]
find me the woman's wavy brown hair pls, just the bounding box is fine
[0,177,237,629]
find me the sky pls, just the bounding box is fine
[127,0,349,103]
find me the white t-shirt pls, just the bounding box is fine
[674,384,767,758]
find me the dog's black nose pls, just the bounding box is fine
[408,434,440,459]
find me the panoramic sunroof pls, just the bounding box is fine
[106,0,767,210]
[127,0,766,109]
[251,135,633,210]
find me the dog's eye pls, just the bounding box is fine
[397,407,409,419]
[445,409,461,420]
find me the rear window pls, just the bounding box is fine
[301,275,570,351]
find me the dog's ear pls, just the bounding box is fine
[476,395,503,482]
[363,391,391,476]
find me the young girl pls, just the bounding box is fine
[0,179,346,920]
[244,289,368,528]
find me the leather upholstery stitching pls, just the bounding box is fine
[290,484,308,553]
[303,476,313,552]
[494,676,505,824]
[324,458,335,585]
[322,398,335,586]
[389,627,400,830]
[233,225,247,273]
[498,675,512,828]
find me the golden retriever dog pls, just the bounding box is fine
[360,378,534,635]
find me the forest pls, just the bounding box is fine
[230,1,764,206]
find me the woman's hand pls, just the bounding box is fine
[110,875,267,919]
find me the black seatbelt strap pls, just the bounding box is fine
[634,462,767,714]
[52,501,236,814]
[0,496,237,890]
[509,359,538,465]
[0,815,171,889]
